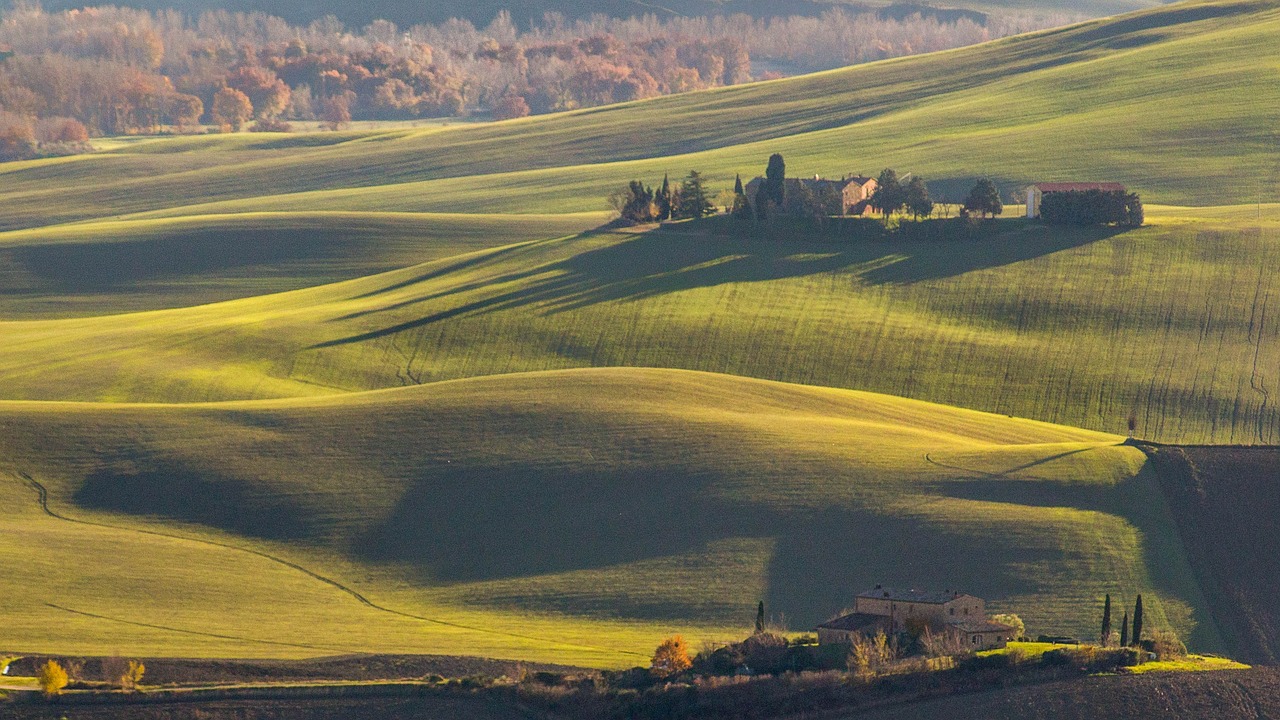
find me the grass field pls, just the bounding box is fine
[0,368,1218,665]
[0,213,605,317]
[0,0,1275,674]
[0,209,1275,442]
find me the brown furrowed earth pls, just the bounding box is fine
[1143,445,1280,666]
[846,667,1280,720]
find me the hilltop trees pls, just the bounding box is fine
[732,174,752,219]
[757,153,786,219]
[905,176,933,220]
[870,169,905,219]
[610,180,657,224]
[963,178,1003,219]
[656,175,673,221]
[677,171,716,220]
[1039,189,1144,227]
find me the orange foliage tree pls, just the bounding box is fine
[650,634,693,678]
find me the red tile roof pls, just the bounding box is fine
[1035,182,1126,193]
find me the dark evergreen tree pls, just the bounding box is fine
[1120,611,1129,647]
[963,177,1004,219]
[764,153,786,208]
[1101,594,1112,646]
[870,168,905,219]
[755,601,765,634]
[904,175,933,220]
[675,170,715,219]
[656,174,672,221]
[1132,595,1144,647]
[732,173,752,220]
[1125,192,1144,226]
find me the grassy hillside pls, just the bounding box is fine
[0,209,1275,443]
[0,368,1218,664]
[2,0,1278,229]
[0,212,603,317]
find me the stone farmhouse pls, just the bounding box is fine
[745,175,878,216]
[1026,182,1127,218]
[816,586,1016,651]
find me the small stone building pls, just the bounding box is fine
[816,586,1015,651]
[1026,182,1127,218]
[745,175,878,216]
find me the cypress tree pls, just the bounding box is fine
[765,153,786,208]
[755,601,765,634]
[656,174,672,221]
[1120,611,1129,647]
[1101,594,1112,646]
[734,173,745,196]
[1132,595,1144,647]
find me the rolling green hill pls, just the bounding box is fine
[0,368,1215,665]
[0,209,1274,443]
[0,212,603,317]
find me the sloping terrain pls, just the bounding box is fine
[1143,446,1280,664]
[0,368,1218,662]
[0,212,603,317]
[0,211,1275,443]
[3,0,1278,230]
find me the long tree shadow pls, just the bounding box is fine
[314,220,1126,349]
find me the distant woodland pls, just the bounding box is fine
[0,3,1070,152]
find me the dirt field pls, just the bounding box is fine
[848,667,1279,720]
[1143,445,1280,665]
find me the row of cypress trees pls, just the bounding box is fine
[1100,593,1145,648]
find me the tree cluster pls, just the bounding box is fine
[0,4,1071,142]
[1039,189,1144,226]
[869,168,934,220]
[610,170,715,224]
[1100,593,1150,651]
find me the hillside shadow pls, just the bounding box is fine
[5,230,359,290]
[74,459,319,541]
[316,221,1124,349]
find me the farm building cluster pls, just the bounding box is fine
[816,586,1016,651]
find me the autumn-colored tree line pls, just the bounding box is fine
[0,3,1069,158]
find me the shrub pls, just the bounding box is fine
[0,114,38,161]
[249,118,293,132]
[38,660,69,697]
[1150,630,1187,661]
[121,660,145,692]
[990,614,1024,639]
[492,94,532,121]
[741,632,789,674]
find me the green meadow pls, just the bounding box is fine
[0,369,1214,664]
[0,0,1277,670]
